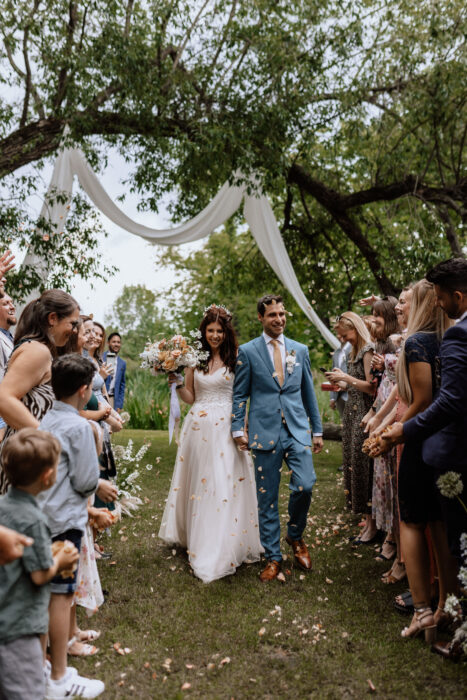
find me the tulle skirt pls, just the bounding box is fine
[158,400,263,582]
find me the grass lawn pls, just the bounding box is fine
[73,430,466,699]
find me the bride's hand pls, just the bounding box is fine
[234,435,249,451]
[168,372,184,387]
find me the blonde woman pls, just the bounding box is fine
[392,280,457,640]
[326,312,375,542]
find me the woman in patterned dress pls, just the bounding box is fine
[368,298,400,561]
[326,312,375,542]
[0,289,79,493]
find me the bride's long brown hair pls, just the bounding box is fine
[199,306,238,374]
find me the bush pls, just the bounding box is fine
[125,369,171,430]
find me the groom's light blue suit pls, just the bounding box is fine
[232,335,322,561]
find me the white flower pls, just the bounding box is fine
[285,351,299,375]
[444,594,462,620]
[120,411,130,424]
[453,620,467,655]
[458,566,467,589]
[113,444,125,460]
[460,533,467,559]
[437,472,464,498]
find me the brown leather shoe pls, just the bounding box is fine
[259,560,281,582]
[431,639,463,661]
[285,535,312,571]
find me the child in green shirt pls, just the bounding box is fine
[0,429,79,700]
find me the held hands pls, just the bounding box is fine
[168,372,184,388]
[234,435,249,451]
[54,541,79,574]
[99,362,114,380]
[96,478,118,503]
[0,525,33,564]
[371,353,384,372]
[369,422,404,456]
[97,403,112,420]
[312,436,324,454]
[90,508,115,530]
[325,368,346,383]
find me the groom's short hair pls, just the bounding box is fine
[257,294,284,316]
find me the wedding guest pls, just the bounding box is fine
[369,297,400,565]
[69,422,115,658]
[159,305,263,583]
[329,330,351,421]
[326,312,375,541]
[0,289,80,494]
[0,294,17,440]
[0,429,79,700]
[103,332,127,412]
[84,322,121,517]
[382,258,467,652]
[37,354,104,697]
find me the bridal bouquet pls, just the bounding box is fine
[140,332,209,442]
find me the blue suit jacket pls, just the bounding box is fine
[103,352,127,411]
[231,336,322,450]
[403,316,467,469]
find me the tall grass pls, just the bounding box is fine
[125,368,340,429]
[125,370,171,430]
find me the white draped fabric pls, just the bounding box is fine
[22,148,338,348]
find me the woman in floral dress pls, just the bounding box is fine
[326,312,374,541]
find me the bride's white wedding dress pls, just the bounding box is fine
[158,367,263,582]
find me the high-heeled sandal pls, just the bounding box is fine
[401,607,437,643]
[381,559,406,584]
[375,541,396,562]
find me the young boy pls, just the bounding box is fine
[38,354,104,699]
[0,428,79,700]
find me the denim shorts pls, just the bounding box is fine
[50,529,82,594]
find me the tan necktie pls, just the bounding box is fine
[270,339,284,386]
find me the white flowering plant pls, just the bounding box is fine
[112,438,153,517]
[436,472,467,656]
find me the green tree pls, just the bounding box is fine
[1,0,465,303]
[105,284,171,363]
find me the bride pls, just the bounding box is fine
[158,305,263,582]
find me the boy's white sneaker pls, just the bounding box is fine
[45,669,104,698]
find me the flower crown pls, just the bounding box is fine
[203,303,232,320]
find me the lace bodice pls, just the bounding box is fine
[193,367,233,409]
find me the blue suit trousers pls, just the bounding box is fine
[253,422,316,561]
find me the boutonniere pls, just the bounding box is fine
[286,350,299,374]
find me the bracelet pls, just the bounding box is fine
[175,383,185,390]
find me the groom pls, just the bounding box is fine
[232,295,323,582]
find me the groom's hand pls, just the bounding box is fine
[234,435,249,451]
[312,436,323,454]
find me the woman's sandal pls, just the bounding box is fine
[67,636,99,657]
[375,541,396,562]
[394,590,414,615]
[76,629,101,642]
[381,559,406,584]
[401,607,437,643]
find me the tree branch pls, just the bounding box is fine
[436,206,464,257]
